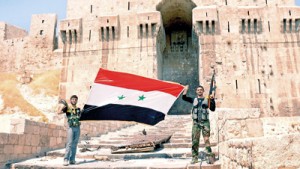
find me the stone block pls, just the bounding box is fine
[40,127,48,136]
[39,136,49,147]
[3,145,13,154]
[24,124,34,134]
[36,146,41,153]
[250,134,300,169]
[246,119,263,137]
[0,154,6,163]
[13,145,24,154]
[262,117,300,136]
[8,134,19,145]
[52,129,59,137]
[31,135,40,146]
[31,147,37,154]
[18,153,27,159]
[39,122,46,127]
[48,129,54,137]
[223,120,242,140]
[23,146,31,154]
[25,134,32,145]
[58,130,66,137]
[0,144,3,153]
[225,110,249,120]
[25,119,37,126]
[56,137,63,145]
[48,124,57,129]
[0,133,9,144]
[247,109,261,118]
[18,135,26,145]
[49,137,57,147]
[33,126,40,135]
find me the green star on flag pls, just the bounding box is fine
[118,95,125,100]
[138,95,146,101]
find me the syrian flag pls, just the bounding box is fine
[80,68,184,125]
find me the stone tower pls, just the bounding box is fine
[0,14,58,72]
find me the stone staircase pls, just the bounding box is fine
[12,115,221,169]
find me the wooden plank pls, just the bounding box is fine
[111,134,172,154]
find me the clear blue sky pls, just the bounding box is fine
[0,0,299,32]
[0,0,66,31]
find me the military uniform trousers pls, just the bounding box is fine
[191,120,210,158]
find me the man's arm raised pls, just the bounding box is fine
[57,99,67,114]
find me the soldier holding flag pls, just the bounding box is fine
[57,95,81,166]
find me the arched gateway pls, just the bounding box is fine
[156,0,199,114]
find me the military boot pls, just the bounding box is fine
[190,157,198,164]
[207,153,215,164]
[204,146,215,164]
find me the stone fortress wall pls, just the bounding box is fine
[57,0,300,116]
[1,0,299,116]
[0,117,133,168]
[0,0,300,168]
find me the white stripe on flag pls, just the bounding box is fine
[87,83,177,114]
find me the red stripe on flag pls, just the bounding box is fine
[94,68,184,97]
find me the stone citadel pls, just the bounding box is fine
[0,0,300,168]
[1,0,300,116]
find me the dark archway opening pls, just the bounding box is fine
[157,0,199,114]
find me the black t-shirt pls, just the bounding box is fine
[182,95,216,111]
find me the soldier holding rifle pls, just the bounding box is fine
[182,72,216,164]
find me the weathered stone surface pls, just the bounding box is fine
[261,117,300,136]
[1,1,300,169]
[245,119,263,137]
[220,134,300,169]
[1,0,299,117]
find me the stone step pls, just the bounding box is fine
[169,139,192,143]
[12,115,222,169]
[81,138,193,146]
[12,157,221,169]
[162,142,218,149]
[46,147,219,160]
[77,142,217,149]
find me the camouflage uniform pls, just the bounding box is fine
[182,95,216,163]
[66,105,81,127]
[192,119,210,158]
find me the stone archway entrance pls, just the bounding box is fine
[156,0,198,114]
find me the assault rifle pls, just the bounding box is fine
[208,70,216,109]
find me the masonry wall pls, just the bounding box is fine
[0,0,298,116]
[0,38,27,72]
[209,109,300,169]
[58,10,163,100]
[65,0,295,19]
[194,5,300,117]
[55,0,300,115]
[0,118,134,168]
[0,14,60,73]
[0,22,27,41]
[0,23,28,72]
[0,119,66,168]
[5,24,27,40]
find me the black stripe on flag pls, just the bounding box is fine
[80,104,165,125]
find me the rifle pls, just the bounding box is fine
[208,69,216,109]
